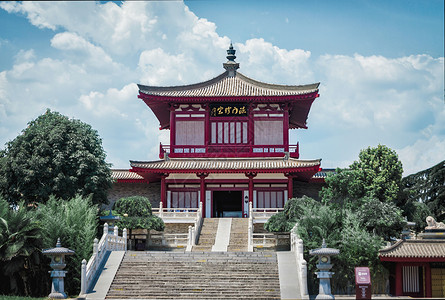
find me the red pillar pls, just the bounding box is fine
[283,104,289,152]
[204,104,210,152]
[248,103,254,152]
[286,173,293,200]
[170,105,177,149]
[245,172,256,217]
[160,174,167,208]
[197,173,208,218]
[395,263,403,296]
[424,263,432,298]
[248,176,254,206]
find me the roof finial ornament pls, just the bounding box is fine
[226,42,236,62]
[223,42,240,77]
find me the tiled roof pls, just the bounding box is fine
[130,157,321,173]
[138,71,319,98]
[379,239,445,259]
[112,169,144,180]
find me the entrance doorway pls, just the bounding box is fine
[212,191,242,218]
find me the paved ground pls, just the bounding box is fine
[277,252,302,299]
[211,218,232,252]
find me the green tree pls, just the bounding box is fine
[321,145,403,206]
[37,195,98,295]
[402,200,432,233]
[264,196,319,232]
[113,196,164,232]
[350,144,403,203]
[401,160,445,221]
[0,109,113,206]
[356,197,405,240]
[0,198,45,296]
[334,211,384,294]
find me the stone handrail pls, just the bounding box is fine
[252,232,289,247]
[151,202,203,251]
[251,207,284,223]
[153,202,200,222]
[290,223,309,299]
[248,202,254,251]
[149,232,189,247]
[80,223,127,296]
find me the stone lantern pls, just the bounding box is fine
[100,209,120,233]
[42,238,74,299]
[309,239,340,300]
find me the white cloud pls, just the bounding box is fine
[78,83,138,118]
[397,135,445,176]
[0,1,443,175]
[237,38,313,84]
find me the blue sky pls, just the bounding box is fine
[0,1,443,176]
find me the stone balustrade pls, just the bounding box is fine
[80,223,127,296]
[290,223,309,299]
[151,202,203,251]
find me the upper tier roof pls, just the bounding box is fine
[138,71,319,98]
[138,44,320,130]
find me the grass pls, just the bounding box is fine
[0,296,47,300]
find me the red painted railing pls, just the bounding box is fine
[159,142,299,159]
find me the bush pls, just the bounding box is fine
[37,195,98,296]
[113,196,164,232]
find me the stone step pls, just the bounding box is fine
[107,251,281,299]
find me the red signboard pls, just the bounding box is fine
[355,267,371,299]
[355,267,371,284]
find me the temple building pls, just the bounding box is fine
[109,44,327,217]
[379,217,445,298]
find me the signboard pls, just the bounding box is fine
[355,267,371,284]
[355,267,372,300]
[210,103,248,117]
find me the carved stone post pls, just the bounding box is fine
[80,259,87,295]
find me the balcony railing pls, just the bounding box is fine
[159,142,299,159]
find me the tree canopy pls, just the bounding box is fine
[321,144,403,207]
[0,110,113,205]
[401,160,445,221]
[265,145,406,293]
[113,196,165,232]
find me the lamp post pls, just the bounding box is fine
[309,239,340,300]
[42,238,75,299]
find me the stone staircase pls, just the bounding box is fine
[228,218,249,252]
[106,251,281,299]
[192,218,219,252]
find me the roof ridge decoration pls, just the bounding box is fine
[223,42,240,77]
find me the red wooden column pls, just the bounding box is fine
[282,103,289,152]
[395,263,403,296]
[424,263,432,298]
[197,172,209,218]
[248,103,255,151]
[204,103,210,151]
[285,173,294,200]
[160,173,168,208]
[170,104,178,148]
[245,172,257,212]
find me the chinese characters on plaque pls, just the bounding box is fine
[210,103,248,117]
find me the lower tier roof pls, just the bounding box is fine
[379,239,445,261]
[130,157,320,173]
